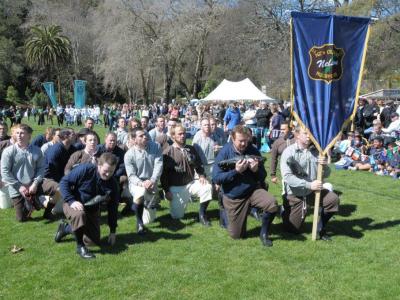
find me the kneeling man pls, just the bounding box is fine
[161,124,213,225]
[213,125,278,247]
[124,128,163,234]
[55,153,120,259]
[280,125,340,241]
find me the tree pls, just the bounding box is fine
[25,24,72,103]
[6,86,20,103]
[0,0,29,99]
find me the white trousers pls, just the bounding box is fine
[0,187,11,209]
[169,180,212,219]
[129,184,157,225]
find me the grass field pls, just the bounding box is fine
[0,118,399,300]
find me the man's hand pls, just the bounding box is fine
[310,180,323,191]
[235,159,249,173]
[213,145,222,152]
[271,176,278,184]
[19,185,29,197]
[70,201,84,211]
[199,175,208,185]
[108,233,116,246]
[28,183,38,195]
[248,158,259,173]
[142,180,154,191]
[165,191,173,201]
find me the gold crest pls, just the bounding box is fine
[308,44,345,84]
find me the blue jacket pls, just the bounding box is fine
[59,163,119,232]
[212,142,266,199]
[31,134,47,148]
[223,108,241,130]
[44,142,77,182]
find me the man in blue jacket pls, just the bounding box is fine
[223,102,241,134]
[213,125,278,247]
[55,152,120,259]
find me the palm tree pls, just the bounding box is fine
[25,25,72,104]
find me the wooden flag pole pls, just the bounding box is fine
[311,153,325,241]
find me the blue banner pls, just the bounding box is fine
[291,12,370,154]
[42,82,57,108]
[74,80,86,108]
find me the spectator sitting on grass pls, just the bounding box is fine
[351,136,385,172]
[382,112,400,136]
[376,141,400,178]
[368,119,383,143]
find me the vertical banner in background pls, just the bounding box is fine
[42,82,57,108]
[290,12,370,240]
[74,80,87,108]
[291,12,371,154]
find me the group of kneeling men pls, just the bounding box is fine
[0,119,339,259]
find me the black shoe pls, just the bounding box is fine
[319,230,332,241]
[76,246,96,259]
[199,215,211,227]
[260,233,273,247]
[55,222,69,243]
[43,204,55,221]
[137,223,146,235]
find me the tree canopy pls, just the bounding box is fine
[0,0,398,104]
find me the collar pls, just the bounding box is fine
[134,144,147,152]
[231,143,245,155]
[294,142,308,153]
[84,149,97,156]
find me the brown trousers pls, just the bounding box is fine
[12,183,55,222]
[41,179,59,196]
[223,188,278,239]
[282,189,340,233]
[63,203,101,246]
[12,196,29,222]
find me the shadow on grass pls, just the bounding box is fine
[30,214,63,224]
[246,222,307,241]
[96,230,192,255]
[155,214,196,232]
[328,217,400,239]
[154,208,221,231]
[337,204,357,217]
[243,209,400,241]
[334,189,343,196]
[283,217,400,239]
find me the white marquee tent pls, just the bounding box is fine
[202,78,275,102]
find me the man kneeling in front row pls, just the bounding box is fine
[280,125,340,241]
[213,125,278,247]
[54,152,120,259]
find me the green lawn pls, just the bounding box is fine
[0,118,399,299]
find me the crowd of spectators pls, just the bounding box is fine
[333,98,400,179]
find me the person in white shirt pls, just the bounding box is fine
[382,112,400,136]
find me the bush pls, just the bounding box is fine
[31,92,49,108]
[198,79,218,99]
[25,87,33,101]
[5,86,20,103]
